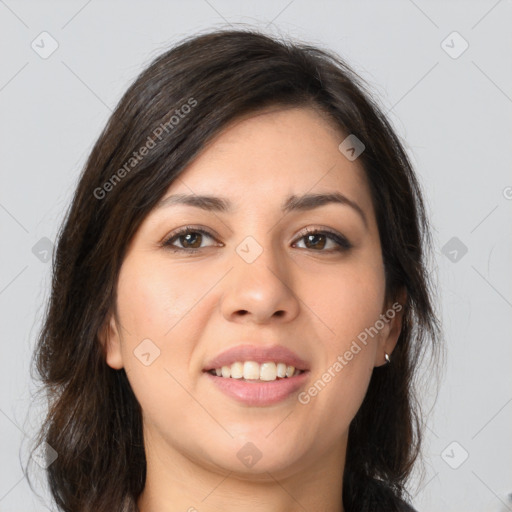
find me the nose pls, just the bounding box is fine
[220,239,300,325]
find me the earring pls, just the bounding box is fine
[384,352,391,364]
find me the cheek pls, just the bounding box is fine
[297,260,384,417]
[114,257,205,401]
[114,261,211,438]
[116,256,210,341]
[300,260,386,350]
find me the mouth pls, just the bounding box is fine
[203,367,309,406]
[205,361,306,382]
[202,344,310,406]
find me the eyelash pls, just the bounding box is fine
[162,225,352,254]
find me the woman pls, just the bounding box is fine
[28,28,442,511]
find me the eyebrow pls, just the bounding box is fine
[156,192,367,228]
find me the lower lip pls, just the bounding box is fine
[204,371,309,406]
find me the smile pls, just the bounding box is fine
[204,365,310,407]
[207,361,305,381]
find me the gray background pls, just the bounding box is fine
[1,1,511,511]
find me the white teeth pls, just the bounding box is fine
[243,361,260,380]
[231,361,243,379]
[285,365,295,378]
[210,361,303,381]
[260,362,276,381]
[276,362,287,378]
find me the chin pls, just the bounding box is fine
[198,436,308,478]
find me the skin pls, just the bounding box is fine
[100,106,406,512]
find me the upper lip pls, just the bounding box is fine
[203,344,310,372]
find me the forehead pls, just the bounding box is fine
[163,106,374,219]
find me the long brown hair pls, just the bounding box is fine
[26,28,442,512]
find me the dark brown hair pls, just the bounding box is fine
[26,27,442,512]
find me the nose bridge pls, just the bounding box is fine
[236,230,288,290]
[231,207,284,274]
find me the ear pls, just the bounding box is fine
[98,310,124,370]
[374,287,407,367]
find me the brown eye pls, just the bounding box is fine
[176,232,203,249]
[303,233,327,250]
[293,228,352,252]
[163,227,218,253]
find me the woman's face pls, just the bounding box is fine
[101,106,404,479]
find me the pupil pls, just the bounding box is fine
[183,233,201,248]
[306,234,325,249]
